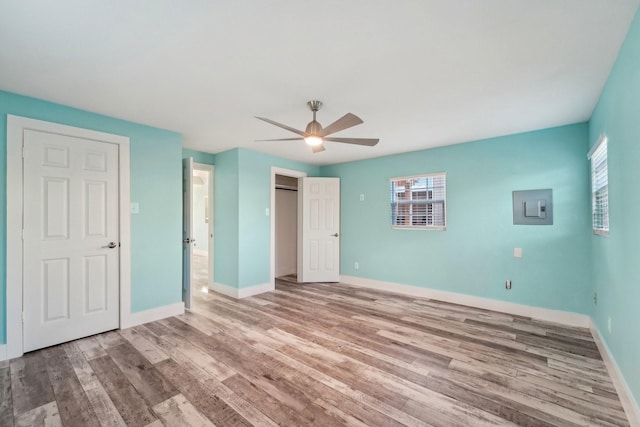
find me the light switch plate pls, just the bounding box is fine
[514,247,522,258]
[131,202,139,214]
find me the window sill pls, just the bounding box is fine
[392,225,446,231]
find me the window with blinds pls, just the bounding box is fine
[589,135,608,235]
[390,173,446,229]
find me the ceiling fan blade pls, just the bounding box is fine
[325,137,379,146]
[255,117,305,137]
[311,144,326,154]
[255,137,304,142]
[322,113,364,137]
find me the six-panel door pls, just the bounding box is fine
[23,129,120,352]
[298,177,340,283]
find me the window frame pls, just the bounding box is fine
[588,134,609,236]
[390,172,447,230]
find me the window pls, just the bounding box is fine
[589,135,608,235]
[390,173,446,229]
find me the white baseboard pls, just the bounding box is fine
[121,302,185,329]
[340,275,590,328]
[211,282,274,299]
[0,344,6,362]
[239,282,274,298]
[210,282,238,298]
[590,320,640,426]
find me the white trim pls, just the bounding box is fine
[0,345,6,362]
[390,171,447,181]
[239,282,273,298]
[341,275,590,328]
[270,167,307,289]
[121,302,185,329]
[590,320,640,426]
[6,115,131,359]
[210,282,273,299]
[118,132,133,331]
[210,282,239,298]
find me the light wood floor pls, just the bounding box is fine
[0,265,630,426]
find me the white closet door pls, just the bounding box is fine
[298,177,340,283]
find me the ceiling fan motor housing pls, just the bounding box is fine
[305,120,323,136]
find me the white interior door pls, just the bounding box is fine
[182,157,194,309]
[298,177,340,282]
[23,130,120,352]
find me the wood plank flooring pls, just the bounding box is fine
[0,272,631,426]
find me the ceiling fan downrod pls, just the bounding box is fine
[305,100,323,138]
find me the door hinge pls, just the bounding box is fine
[21,229,24,240]
[22,312,25,324]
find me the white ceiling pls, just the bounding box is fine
[1,1,638,166]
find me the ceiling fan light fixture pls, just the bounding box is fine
[304,135,323,146]
[255,100,378,153]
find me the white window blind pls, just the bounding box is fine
[588,135,608,234]
[390,173,446,229]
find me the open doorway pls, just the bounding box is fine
[270,167,307,288]
[275,175,298,279]
[191,163,214,306]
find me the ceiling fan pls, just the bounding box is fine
[255,100,379,153]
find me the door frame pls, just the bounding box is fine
[6,115,131,359]
[270,166,307,288]
[192,163,214,291]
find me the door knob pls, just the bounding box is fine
[331,233,339,237]
[102,242,117,249]
[183,238,196,244]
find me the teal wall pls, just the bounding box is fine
[182,148,216,165]
[0,90,183,343]
[213,149,240,287]
[212,148,320,289]
[321,124,592,314]
[589,7,640,407]
[237,149,320,288]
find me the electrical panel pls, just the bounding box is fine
[512,189,553,225]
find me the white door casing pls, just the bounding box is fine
[182,157,194,309]
[298,177,340,283]
[23,130,120,352]
[6,115,131,359]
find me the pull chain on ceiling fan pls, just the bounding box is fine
[255,101,379,153]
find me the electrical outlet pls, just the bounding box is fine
[505,280,512,290]
[354,261,359,270]
[608,317,612,334]
[593,292,598,305]
[359,194,365,201]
